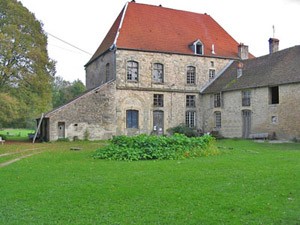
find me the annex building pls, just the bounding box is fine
[38,2,300,141]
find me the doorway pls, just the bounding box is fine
[58,122,65,139]
[153,110,164,135]
[242,110,251,138]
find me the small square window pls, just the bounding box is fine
[209,69,215,80]
[153,94,164,107]
[186,95,196,107]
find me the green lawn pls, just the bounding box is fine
[0,139,299,224]
[0,129,34,141]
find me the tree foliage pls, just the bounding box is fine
[52,76,86,108]
[0,0,55,128]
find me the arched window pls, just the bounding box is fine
[153,63,164,83]
[187,66,196,84]
[105,63,110,82]
[127,61,138,81]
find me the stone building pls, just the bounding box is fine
[201,42,300,140]
[38,2,299,141]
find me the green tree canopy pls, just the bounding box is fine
[52,76,86,108]
[0,0,55,128]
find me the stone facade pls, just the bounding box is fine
[85,51,115,90]
[201,83,300,140]
[113,50,231,135]
[42,81,117,141]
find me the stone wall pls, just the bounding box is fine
[201,83,300,140]
[114,50,231,134]
[46,81,117,141]
[85,51,115,90]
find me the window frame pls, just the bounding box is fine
[215,111,221,129]
[186,95,196,108]
[152,63,164,83]
[126,110,139,129]
[105,63,110,82]
[269,86,279,104]
[153,94,164,107]
[126,60,139,82]
[214,93,222,108]
[185,111,196,128]
[186,66,196,85]
[209,69,216,80]
[242,90,251,106]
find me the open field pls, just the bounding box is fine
[0,139,299,224]
[0,129,34,141]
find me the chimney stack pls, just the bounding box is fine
[238,43,249,60]
[269,38,279,54]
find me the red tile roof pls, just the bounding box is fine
[86,2,244,65]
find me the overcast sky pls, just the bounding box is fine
[19,0,300,83]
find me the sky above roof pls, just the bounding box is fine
[19,0,300,83]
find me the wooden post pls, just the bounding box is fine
[33,113,44,144]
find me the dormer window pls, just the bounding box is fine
[190,39,204,55]
[196,43,203,54]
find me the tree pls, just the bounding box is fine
[0,0,55,128]
[52,76,86,108]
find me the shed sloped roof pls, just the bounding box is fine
[87,2,243,65]
[202,45,300,93]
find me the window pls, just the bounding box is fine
[105,63,110,82]
[242,90,251,106]
[186,111,196,128]
[214,93,221,108]
[195,42,203,55]
[126,110,139,128]
[187,66,196,84]
[215,111,221,128]
[269,86,279,104]
[153,94,164,107]
[209,69,215,80]
[153,63,164,83]
[210,61,214,67]
[127,61,138,81]
[186,95,196,107]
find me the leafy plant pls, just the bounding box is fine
[167,124,200,137]
[93,134,218,161]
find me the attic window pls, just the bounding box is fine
[190,40,204,55]
[195,42,203,55]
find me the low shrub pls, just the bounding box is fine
[167,124,199,137]
[93,133,218,161]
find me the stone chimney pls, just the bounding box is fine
[238,43,249,60]
[269,38,279,54]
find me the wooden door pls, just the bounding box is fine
[153,110,164,135]
[242,110,251,138]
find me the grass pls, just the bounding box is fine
[0,129,34,141]
[0,139,299,224]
